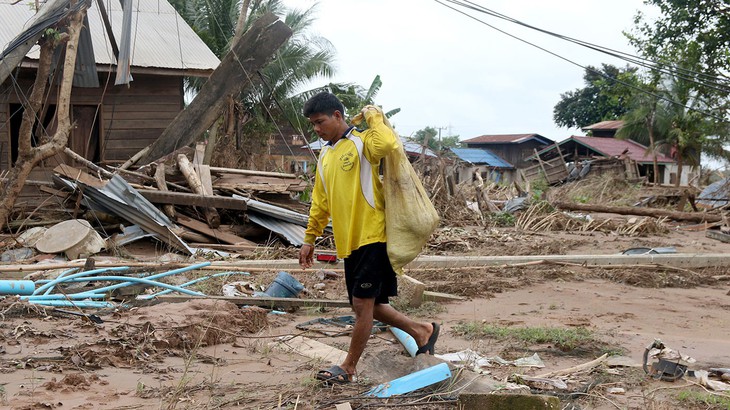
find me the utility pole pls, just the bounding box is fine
[436,126,447,151]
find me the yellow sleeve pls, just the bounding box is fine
[303,167,329,245]
[362,110,399,164]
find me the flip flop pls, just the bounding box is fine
[316,365,352,385]
[416,322,440,355]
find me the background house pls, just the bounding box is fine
[581,120,624,137]
[450,147,515,184]
[461,133,553,169]
[533,135,693,185]
[1,0,219,205]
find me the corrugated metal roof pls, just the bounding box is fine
[568,136,675,164]
[247,213,305,246]
[463,133,553,145]
[0,0,219,74]
[450,147,514,168]
[582,120,625,131]
[55,173,193,254]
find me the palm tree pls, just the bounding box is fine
[616,85,671,185]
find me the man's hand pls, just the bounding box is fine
[360,104,382,117]
[299,244,315,269]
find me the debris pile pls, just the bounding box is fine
[3,143,323,261]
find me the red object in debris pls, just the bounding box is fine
[316,254,338,263]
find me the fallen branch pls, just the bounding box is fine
[537,353,608,378]
[553,201,723,223]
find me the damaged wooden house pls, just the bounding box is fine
[0,0,220,209]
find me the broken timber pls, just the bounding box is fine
[148,295,350,309]
[137,189,248,210]
[553,201,723,223]
[176,215,255,246]
[177,154,220,228]
[138,13,293,163]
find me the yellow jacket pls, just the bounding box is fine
[303,110,399,258]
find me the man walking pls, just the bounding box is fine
[299,92,439,384]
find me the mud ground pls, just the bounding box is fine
[1,224,729,410]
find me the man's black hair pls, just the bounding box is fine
[303,92,345,118]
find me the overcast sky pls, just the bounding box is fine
[282,0,655,144]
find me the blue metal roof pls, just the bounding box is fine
[450,148,514,168]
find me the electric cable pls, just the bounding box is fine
[434,0,728,122]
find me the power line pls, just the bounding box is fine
[447,0,730,94]
[434,0,729,123]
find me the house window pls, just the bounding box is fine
[291,134,304,145]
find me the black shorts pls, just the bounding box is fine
[344,242,398,305]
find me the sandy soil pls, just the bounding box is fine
[1,226,729,410]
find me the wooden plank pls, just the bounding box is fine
[39,185,71,198]
[137,189,248,210]
[101,111,179,121]
[706,230,730,244]
[53,164,106,188]
[274,336,348,365]
[176,215,255,245]
[147,295,351,309]
[422,290,467,302]
[104,103,181,112]
[102,119,174,129]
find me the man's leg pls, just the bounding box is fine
[373,303,434,349]
[326,296,376,380]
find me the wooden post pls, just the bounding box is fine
[153,163,176,219]
[177,154,220,228]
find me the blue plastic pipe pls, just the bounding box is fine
[23,276,205,299]
[64,261,212,297]
[366,363,452,398]
[390,326,418,357]
[32,266,131,295]
[138,271,250,299]
[31,262,211,298]
[27,300,118,309]
[0,280,36,296]
[42,268,79,295]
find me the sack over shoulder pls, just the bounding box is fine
[382,137,440,272]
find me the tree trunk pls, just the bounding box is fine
[0,5,87,230]
[647,114,659,185]
[137,13,292,164]
[232,0,252,46]
[553,201,721,223]
[675,149,683,187]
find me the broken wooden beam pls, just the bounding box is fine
[153,163,176,219]
[553,201,723,223]
[146,294,351,308]
[137,189,247,210]
[176,215,255,246]
[178,154,220,228]
[138,13,293,163]
[706,230,730,244]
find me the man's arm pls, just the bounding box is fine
[361,107,399,163]
[300,167,329,268]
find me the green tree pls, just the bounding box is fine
[616,83,671,184]
[410,127,460,152]
[553,64,640,129]
[626,0,730,170]
[627,0,730,96]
